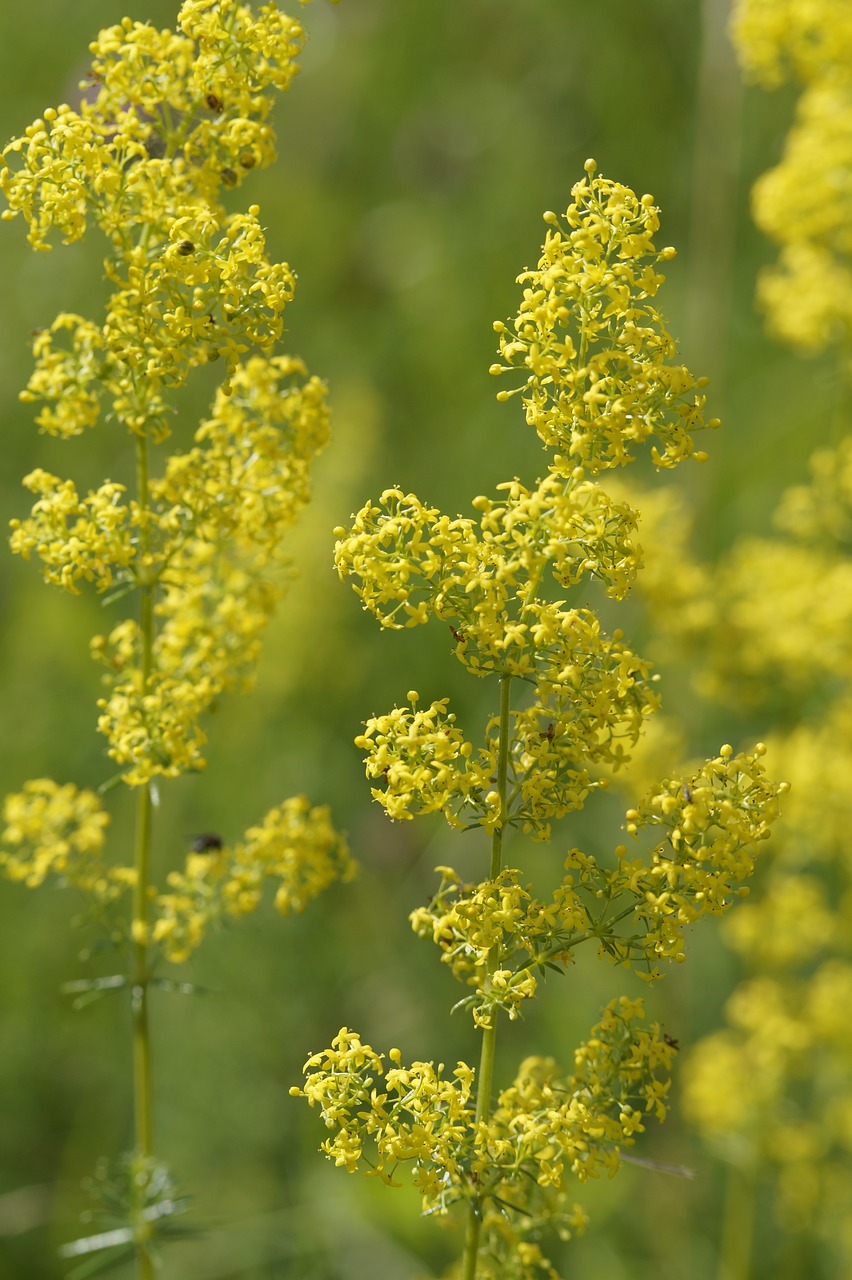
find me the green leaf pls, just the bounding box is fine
[61,1233,134,1280]
[61,976,126,1009]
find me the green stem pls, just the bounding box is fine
[131,434,155,1280]
[461,672,513,1280]
[510,899,641,982]
[718,1157,757,1280]
[686,0,743,407]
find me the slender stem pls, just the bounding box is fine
[510,899,642,983]
[131,433,155,1280]
[718,1157,757,1280]
[461,672,513,1280]
[489,675,512,881]
[686,0,743,408]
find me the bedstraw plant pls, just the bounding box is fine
[620,3,852,1274]
[292,163,787,1279]
[0,2,352,1275]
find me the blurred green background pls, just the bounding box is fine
[0,1,839,1277]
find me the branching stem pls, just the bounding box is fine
[131,432,155,1280]
[461,672,513,1280]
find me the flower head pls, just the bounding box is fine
[490,161,718,473]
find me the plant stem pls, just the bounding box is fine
[718,1157,757,1280]
[461,672,513,1280]
[131,433,155,1280]
[687,0,743,408]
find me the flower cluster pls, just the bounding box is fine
[0,784,352,970]
[619,744,787,963]
[339,466,659,845]
[489,161,718,473]
[4,0,332,785]
[335,168,718,860]
[293,999,675,1274]
[87,358,328,784]
[407,743,787,1026]
[2,0,350,909]
[1,3,305,251]
[732,0,852,350]
[336,473,642,638]
[307,163,784,1274]
[354,695,488,825]
[409,866,556,1024]
[2,3,349,1273]
[356,622,656,842]
[0,780,120,898]
[153,799,356,963]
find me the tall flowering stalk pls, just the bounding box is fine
[618,4,852,1275]
[0,2,352,1273]
[292,163,787,1278]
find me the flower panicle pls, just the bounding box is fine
[304,163,787,1273]
[730,1,852,352]
[489,160,719,474]
[291,997,674,1273]
[0,1,307,251]
[0,779,128,901]
[152,796,354,963]
[0,783,353,968]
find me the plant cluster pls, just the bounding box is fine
[0,2,352,1273]
[608,2,852,1273]
[292,163,787,1279]
[3,0,829,1276]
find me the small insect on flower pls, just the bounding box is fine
[206,93,224,113]
[144,132,166,160]
[190,832,224,853]
[176,240,195,256]
[663,1033,680,1051]
[682,784,693,803]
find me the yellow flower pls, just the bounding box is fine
[0,779,120,899]
[732,0,852,88]
[153,797,353,963]
[490,160,718,473]
[731,1,852,354]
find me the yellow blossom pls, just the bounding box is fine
[293,998,673,1274]
[0,779,123,901]
[731,1,852,353]
[490,160,718,473]
[153,797,353,963]
[301,163,785,1272]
